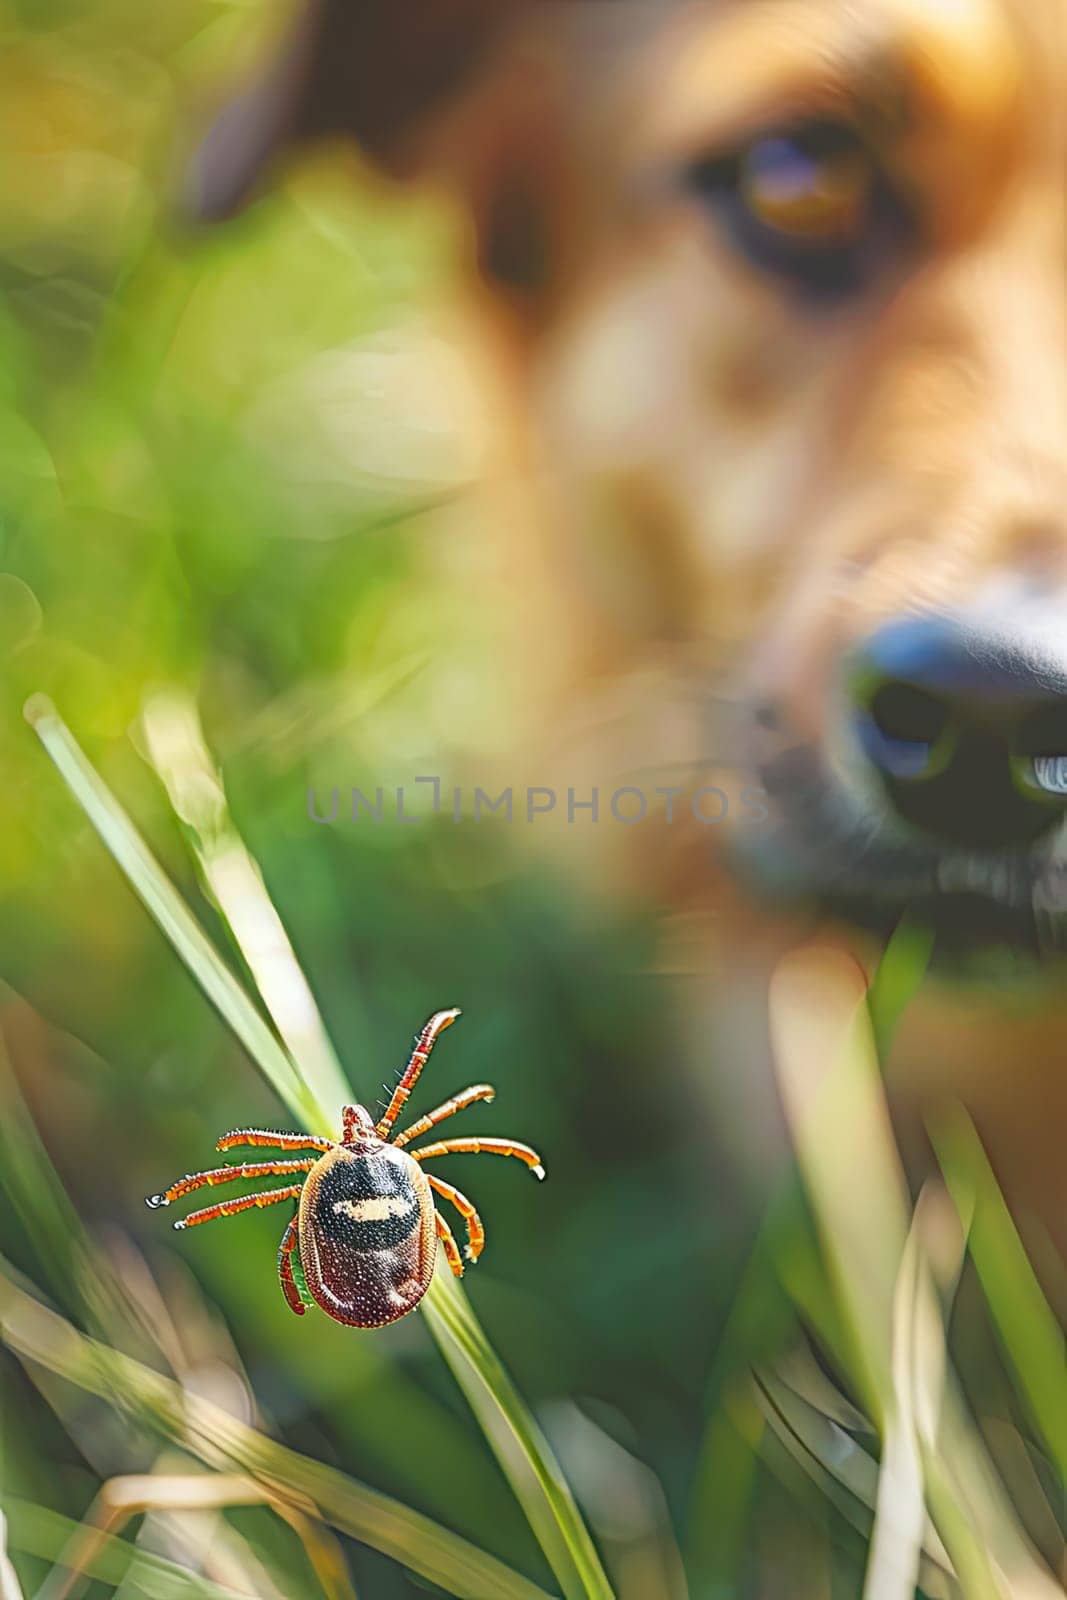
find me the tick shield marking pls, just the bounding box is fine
[333,1195,416,1223]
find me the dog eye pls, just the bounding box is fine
[741,124,871,239]
[684,121,899,299]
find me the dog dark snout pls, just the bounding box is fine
[849,612,1067,849]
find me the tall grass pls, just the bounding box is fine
[4,694,1062,1598]
[687,941,1063,1599]
[19,693,614,1600]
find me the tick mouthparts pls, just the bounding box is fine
[145,1193,169,1209]
[1031,755,1067,795]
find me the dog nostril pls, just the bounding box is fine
[848,612,1067,849]
[1017,704,1067,797]
[854,680,951,781]
[868,682,949,747]
[1031,756,1067,795]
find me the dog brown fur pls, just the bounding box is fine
[197,0,1067,1270]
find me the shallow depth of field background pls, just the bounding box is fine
[0,4,738,1594]
[0,5,1060,1600]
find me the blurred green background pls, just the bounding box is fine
[0,2,752,1594]
[0,5,1060,1599]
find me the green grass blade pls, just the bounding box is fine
[867,916,936,1057]
[140,689,352,1126]
[769,946,1060,1600]
[423,1270,615,1600]
[26,696,612,1600]
[139,692,613,1600]
[0,1266,556,1600]
[931,1107,1067,1481]
[541,1401,689,1600]
[0,1029,95,1321]
[24,696,320,1133]
[4,1496,250,1600]
[687,920,934,1587]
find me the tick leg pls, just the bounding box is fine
[392,1083,494,1148]
[146,1160,316,1210]
[174,1184,304,1231]
[434,1208,465,1278]
[376,1008,461,1139]
[410,1136,545,1179]
[277,1215,308,1316]
[215,1128,334,1155]
[426,1174,485,1263]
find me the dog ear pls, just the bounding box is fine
[192,0,517,213]
[189,0,567,299]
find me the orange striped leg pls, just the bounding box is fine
[376,1009,461,1139]
[434,1209,465,1278]
[145,1160,316,1210]
[174,1184,304,1232]
[393,1083,494,1148]
[277,1216,307,1316]
[426,1174,485,1263]
[215,1128,334,1155]
[410,1137,545,1179]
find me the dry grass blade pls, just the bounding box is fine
[274,1499,362,1600]
[0,1265,556,1600]
[769,946,907,1421]
[771,1342,873,1437]
[929,1387,1062,1600]
[863,1184,959,1600]
[34,1474,359,1600]
[0,1513,24,1600]
[751,1368,956,1594]
[108,1485,291,1600]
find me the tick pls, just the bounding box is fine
[146,1009,545,1327]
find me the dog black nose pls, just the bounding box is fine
[850,612,1067,848]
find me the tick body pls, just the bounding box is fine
[146,1009,545,1328]
[297,1142,435,1327]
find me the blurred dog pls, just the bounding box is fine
[194,0,1067,1254]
